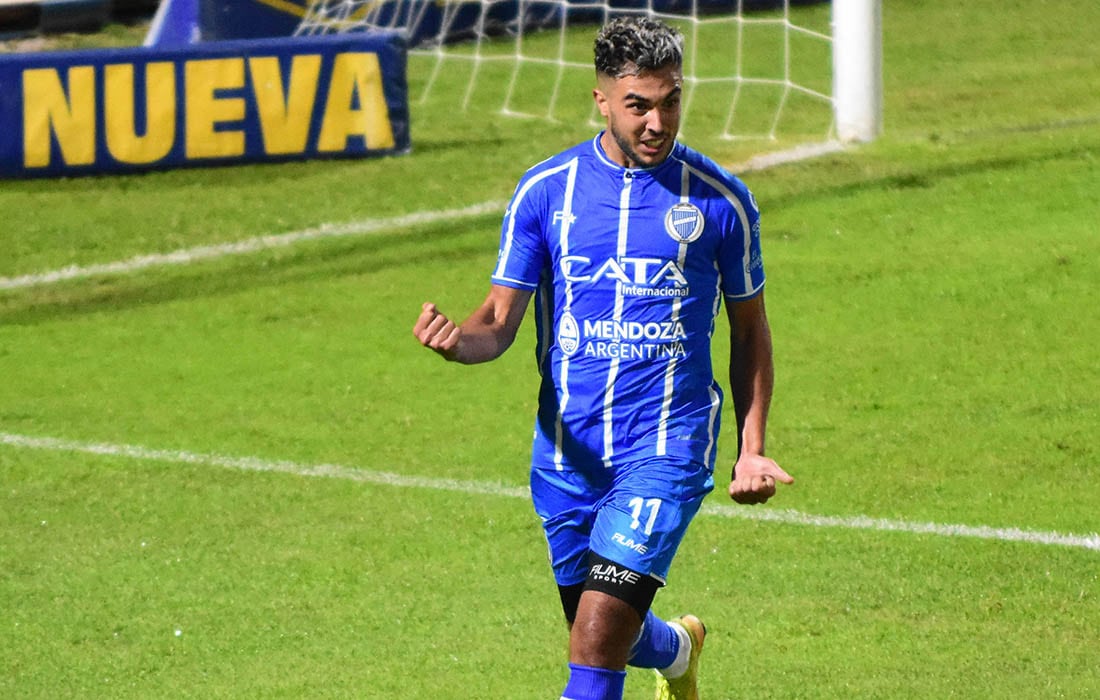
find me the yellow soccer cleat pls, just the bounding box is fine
[654,614,706,700]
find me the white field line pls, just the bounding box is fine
[731,140,848,173]
[3,431,1098,553]
[0,200,508,292]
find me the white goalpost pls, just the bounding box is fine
[832,0,882,143]
[295,0,881,157]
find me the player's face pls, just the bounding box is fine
[594,66,682,169]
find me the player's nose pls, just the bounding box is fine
[645,108,665,134]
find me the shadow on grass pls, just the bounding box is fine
[767,138,1097,209]
[0,217,500,327]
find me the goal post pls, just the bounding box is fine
[833,0,883,143]
[295,0,883,154]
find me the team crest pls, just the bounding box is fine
[664,203,704,244]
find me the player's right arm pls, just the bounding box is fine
[413,284,533,364]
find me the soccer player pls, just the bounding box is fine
[413,15,792,700]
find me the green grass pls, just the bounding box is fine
[2,1,1100,698]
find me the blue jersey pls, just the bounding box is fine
[492,134,765,473]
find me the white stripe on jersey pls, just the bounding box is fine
[668,158,756,464]
[704,253,725,466]
[676,159,756,465]
[656,164,693,456]
[601,172,634,467]
[554,159,580,470]
[681,161,761,298]
[494,160,575,285]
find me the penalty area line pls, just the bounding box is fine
[2,430,1098,553]
[0,200,508,292]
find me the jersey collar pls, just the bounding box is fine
[590,132,681,176]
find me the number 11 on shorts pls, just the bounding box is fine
[628,497,661,536]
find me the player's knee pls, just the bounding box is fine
[583,551,660,620]
[558,581,585,624]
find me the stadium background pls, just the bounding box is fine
[1,1,1097,698]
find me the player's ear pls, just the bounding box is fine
[592,87,610,118]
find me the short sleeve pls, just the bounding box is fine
[717,187,765,299]
[491,179,548,290]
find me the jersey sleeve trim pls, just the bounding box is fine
[493,158,577,287]
[724,278,765,300]
[490,275,539,290]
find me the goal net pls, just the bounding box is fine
[294,0,879,163]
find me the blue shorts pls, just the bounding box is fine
[530,459,714,586]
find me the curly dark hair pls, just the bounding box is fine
[594,15,684,78]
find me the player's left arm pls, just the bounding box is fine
[726,292,793,504]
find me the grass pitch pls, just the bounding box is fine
[2,1,1099,698]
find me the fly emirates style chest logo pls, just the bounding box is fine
[557,255,691,361]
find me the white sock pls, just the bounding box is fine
[657,622,692,679]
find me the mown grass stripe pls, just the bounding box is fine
[3,430,1097,552]
[0,200,508,291]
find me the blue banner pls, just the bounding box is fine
[144,0,201,47]
[199,0,305,42]
[0,32,409,178]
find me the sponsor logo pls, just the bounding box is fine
[558,311,580,356]
[583,319,686,341]
[613,532,649,554]
[561,316,690,361]
[664,202,705,243]
[589,562,641,586]
[552,210,576,228]
[19,51,395,170]
[620,285,689,298]
[746,249,763,274]
[560,256,688,295]
[584,342,685,359]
